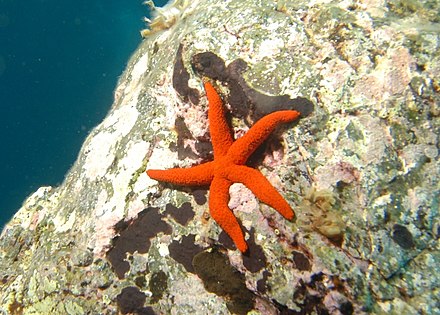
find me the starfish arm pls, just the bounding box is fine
[209,176,248,253]
[204,82,234,157]
[228,110,300,165]
[147,161,214,186]
[227,165,294,220]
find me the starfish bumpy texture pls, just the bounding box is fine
[147,82,300,253]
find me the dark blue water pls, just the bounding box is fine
[0,0,168,228]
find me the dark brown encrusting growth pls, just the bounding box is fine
[392,224,415,249]
[256,270,271,293]
[165,202,195,225]
[292,250,312,271]
[241,228,267,273]
[168,234,203,273]
[170,115,214,161]
[191,52,314,122]
[116,286,156,315]
[170,117,200,160]
[173,44,200,104]
[219,228,268,272]
[106,207,172,279]
[191,189,208,205]
[193,250,256,315]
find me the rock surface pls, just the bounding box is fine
[1,0,439,314]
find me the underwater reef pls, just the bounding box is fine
[0,0,439,314]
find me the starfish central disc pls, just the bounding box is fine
[146,82,300,253]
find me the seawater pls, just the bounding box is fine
[0,0,168,229]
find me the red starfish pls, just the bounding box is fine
[147,82,301,253]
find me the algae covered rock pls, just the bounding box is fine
[0,0,439,314]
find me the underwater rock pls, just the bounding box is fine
[0,0,439,314]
